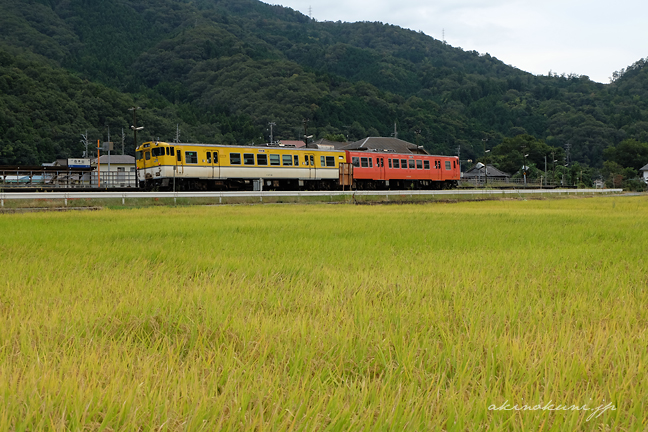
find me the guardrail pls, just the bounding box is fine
[0,188,624,207]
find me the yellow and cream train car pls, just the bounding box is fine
[135,141,346,190]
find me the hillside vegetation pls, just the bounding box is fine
[1,0,648,185]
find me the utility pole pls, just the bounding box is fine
[302,119,309,146]
[80,130,89,158]
[268,121,276,144]
[121,128,125,155]
[174,124,180,143]
[129,107,143,187]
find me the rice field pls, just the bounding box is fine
[0,196,646,431]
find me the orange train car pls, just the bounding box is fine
[346,150,460,189]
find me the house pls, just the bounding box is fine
[91,154,136,187]
[641,163,648,183]
[462,164,511,183]
[341,137,429,154]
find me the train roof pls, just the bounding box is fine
[139,141,345,152]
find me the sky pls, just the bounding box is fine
[269,0,647,84]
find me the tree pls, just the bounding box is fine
[603,139,648,171]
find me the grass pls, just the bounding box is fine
[0,196,646,430]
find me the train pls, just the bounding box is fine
[135,141,460,191]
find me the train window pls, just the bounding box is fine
[409,160,415,169]
[326,156,335,167]
[445,161,451,170]
[310,155,314,166]
[170,147,175,157]
[401,159,407,168]
[165,147,169,156]
[297,155,301,166]
[185,151,198,164]
[136,151,143,160]
[152,147,163,157]
[206,152,212,164]
[416,160,422,169]
[282,154,292,166]
[361,157,368,168]
[244,153,255,165]
[145,151,151,160]
[321,156,326,166]
[352,157,360,167]
[434,160,440,169]
[230,153,241,165]
[213,152,218,164]
[368,158,373,168]
[392,159,399,168]
[177,151,182,162]
[424,160,430,170]
[453,160,457,168]
[257,154,268,165]
[270,154,280,165]
[388,159,392,168]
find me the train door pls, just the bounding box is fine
[377,156,385,180]
[206,149,220,179]
[433,159,442,181]
[306,153,316,179]
[176,147,184,175]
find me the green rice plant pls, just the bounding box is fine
[0,196,646,430]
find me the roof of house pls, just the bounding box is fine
[640,163,648,171]
[91,155,135,164]
[463,164,511,178]
[307,139,349,149]
[341,137,429,154]
[277,140,306,148]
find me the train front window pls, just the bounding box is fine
[244,153,255,165]
[145,151,151,160]
[165,147,170,156]
[152,147,164,157]
[230,153,241,165]
[136,151,143,160]
[282,154,292,166]
[270,154,280,166]
[170,147,175,157]
[257,154,268,165]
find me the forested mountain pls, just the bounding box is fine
[1,0,648,185]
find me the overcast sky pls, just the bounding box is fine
[269,0,647,84]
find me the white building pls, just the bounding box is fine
[91,155,136,187]
[640,163,648,183]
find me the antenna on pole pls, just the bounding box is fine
[121,128,125,155]
[309,6,312,18]
[442,28,446,44]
